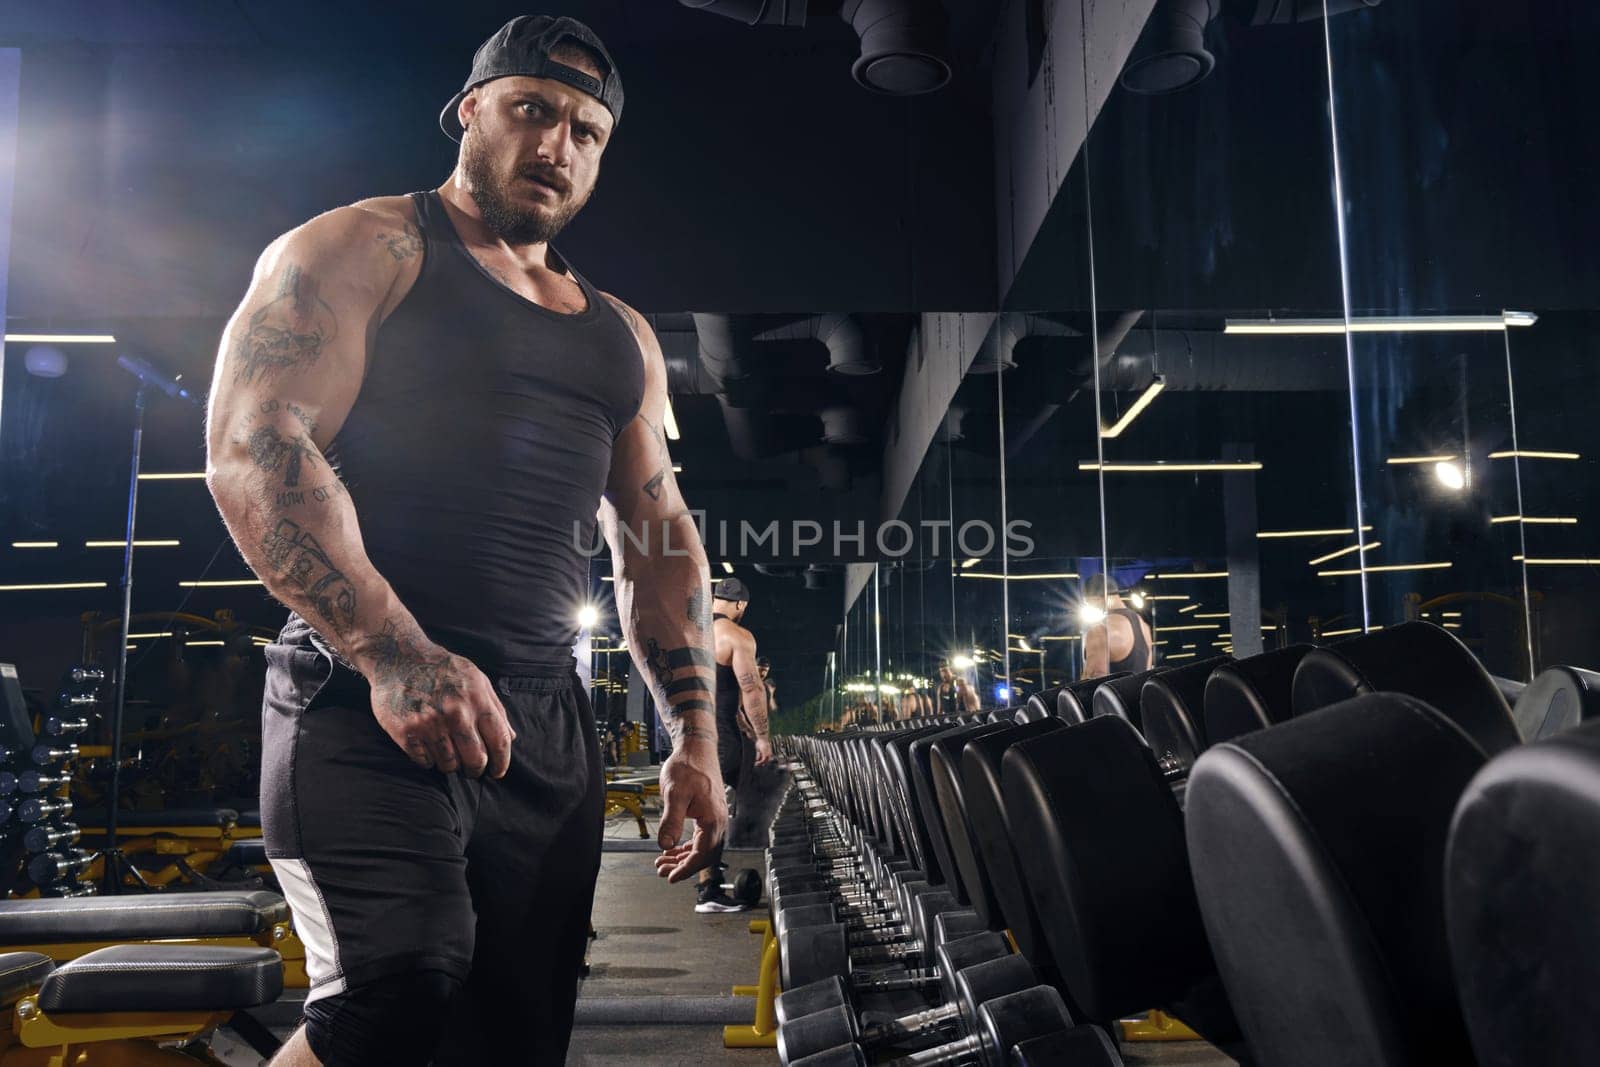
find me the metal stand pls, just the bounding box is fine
[102,385,147,895]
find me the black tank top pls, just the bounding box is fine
[323,190,644,672]
[1109,607,1153,673]
[938,683,959,716]
[713,613,743,729]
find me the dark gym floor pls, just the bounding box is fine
[208,807,1236,1065]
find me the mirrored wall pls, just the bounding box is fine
[834,0,1599,720]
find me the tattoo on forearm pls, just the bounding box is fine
[687,587,710,634]
[233,264,337,385]
[376,221,422,262]
[260,518,357,635]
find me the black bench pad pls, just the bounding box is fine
[219,839,269,867]
[0,953,53,1005]
[0,891,288,945]
[78,808,241,829]
[37,944,283,1013]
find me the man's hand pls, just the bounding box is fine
[653,742,729,883]
[357,619,516,778]
[753,736,774,767]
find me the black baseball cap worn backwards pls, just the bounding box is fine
[714,577,751,603]
[440,15,624,142]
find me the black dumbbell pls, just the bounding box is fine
[24,822,80,853]
[792,984,1080,1067]
[55,692,98,710]
[43,883,97,898]
[18,796,72,823]
[30,744,78,768]
[781,905,961,991]
[42,716,89,738]
[19,771,69,794]
[775,884,960,955]
[779,952,1042,1064]
[775,930,1014,1027]
[68,667,105,684]
[29,849,94,885]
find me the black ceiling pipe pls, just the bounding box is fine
[678,0,808,27]
[840,0,952,95]
[970,313,1081,374]
[1002,310,1143,458]
[755,314,879,376]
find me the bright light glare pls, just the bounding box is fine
[951,655,974,670]
[1100,376,1166,439]
[1078,603,1108,627]
[577,605,600,629]
[1434,461,1466,490]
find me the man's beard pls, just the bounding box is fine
[460,126,587,245]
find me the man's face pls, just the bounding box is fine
[457,70,613,245]
[938,666,953,683]
[758,663,769,680]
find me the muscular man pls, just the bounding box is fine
[757,656,777,720]
[204,17,726,1065]
[1081,574,1154,678]
[696,577,772,912]
[936,662,979,715]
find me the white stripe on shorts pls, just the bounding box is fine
[271,856,347,1005]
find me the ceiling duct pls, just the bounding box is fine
[935,404,966,443]
[755,314,879,376]
[820,406,871,444]
[841,0,952,96]
[1121,0,1383,95]
[970,313,1081,374]
[677,0,808,27]
[1004,310,1143,458]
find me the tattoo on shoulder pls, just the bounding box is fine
[233,264,338,386]
[602,294,640,339]
[376,221,423,262]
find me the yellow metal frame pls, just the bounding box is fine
[14,996,229,1049]
[724,919,779,1048]
[1119,1009,1201,1042]
[603,790,650,839]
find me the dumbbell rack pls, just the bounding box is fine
[0,665,98,898]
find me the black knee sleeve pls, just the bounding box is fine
[303,967,463,1066]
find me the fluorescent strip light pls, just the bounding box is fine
[0,581,108,591]
[4,332,117,343]
[1100,375,1166,439]
[1178,604,1199,613]
[1224,313,1537,335]
[672,465,682,473]
[1217,633,1232,639]
[1442,611,1462,618]
[1146,595,1190,601]
[187,640,225,647]
[1318,561,1453,577]
[1079,461,1263,473]
[1386,455,1457,465]
[959,572,1078,580]
[1040,635,1080,642]
[1165,652,1197,660]
[663,399,680,441]
[1443,623,1462,629]
[1261,625,1277,631]
[1490,516,1578,525]
[1158,624,1222,632]
[600,575,614,582]
[86,539,180,548]
[138,472,207,481]
[1154,640,1169,647]
[1257,527,1372,539]
[1488,450,1580,461]
[1183,644,1197,649]
[126,631,172,640]
[11,541,57,549]
[1155,571,1229,580]
[1307,541,1381,566]
[1320,627,1366,638]
[960,558,981,569]
[721,562,734,575]
[1519,557,1600,566]
[178,579,263,587]
[1194,612,1229,619]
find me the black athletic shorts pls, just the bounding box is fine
[260,616,604,1064]
[717,714,754,793]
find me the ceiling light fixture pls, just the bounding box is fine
[1100,375,1166,439]
[86,540,180,548]
[1488,450,1580,461]
[1387,455,1457,465]
[1223,312,1537,335]
[1079,461,1263,473]
[1154,571,1229,580]
[1178,603,1200,613]
[1318,562,1453,577]
[1490,516,1577,525]
[178,579,263,587]
[138,472,207,481]
[0,581,109,591]
[662,399,680,441]
[1257,527,1372,539]
[1434,461,1467,490]
[959,571,1079,580]
[10,541,57,549]
[3,333,117,343]
[1307,541,1381,566]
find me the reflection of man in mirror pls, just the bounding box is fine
[936,663,980,715]
[1081,574,1154,678]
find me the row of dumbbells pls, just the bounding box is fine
[8,670,98,896]
[763,772,1121,1066]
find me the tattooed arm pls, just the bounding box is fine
[206,200,515,778]
[597,292,726,882]
[720,623,772,766]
